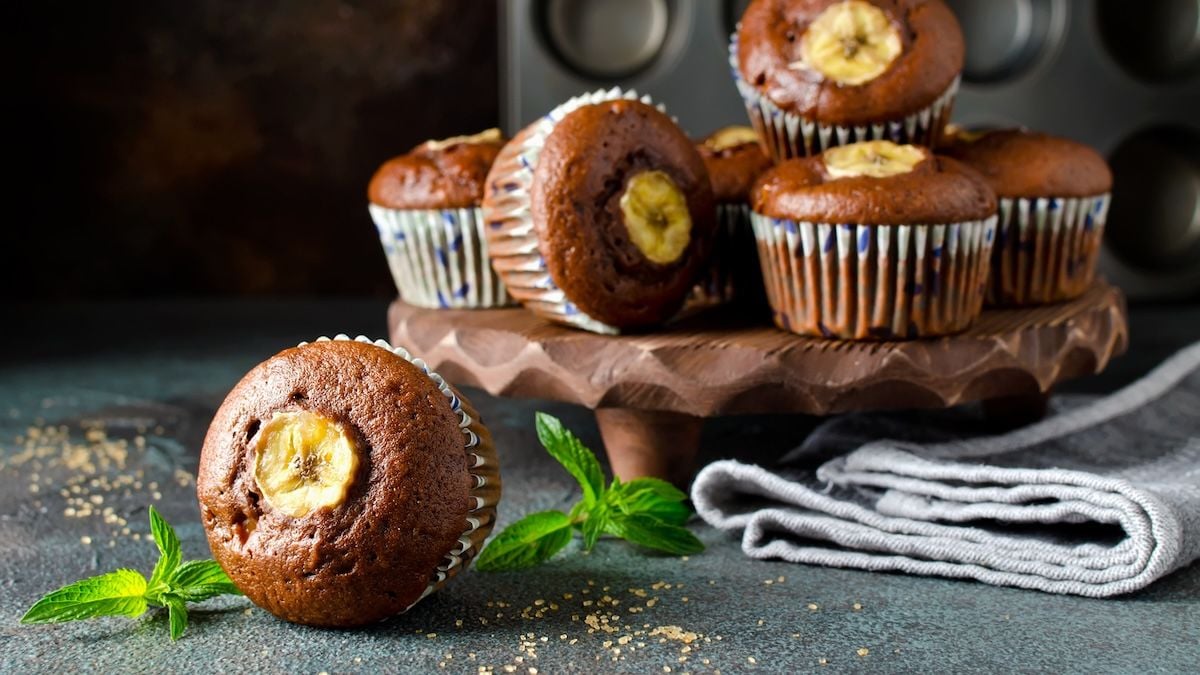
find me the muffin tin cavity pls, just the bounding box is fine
[540,0,671,80]
[1097,0,1200,82]
[946,0,1066,84]
[1106,126,1200,274]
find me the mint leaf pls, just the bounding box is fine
[475,510,574,571]
[607,513,704,556]
[580,504,608,551]
[616,477,687,504]
[476,413,704,572]
[612,478,691,526]
[170,560,241,602]
[21,569,148,624]
[22,507,243,641]
[147,506,182,598]
[535,413,605,506]
[165,596,188,641]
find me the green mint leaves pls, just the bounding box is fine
[21,506,241,640]
[476,413,703,571]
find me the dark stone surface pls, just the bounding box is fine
[1,300,1197,673]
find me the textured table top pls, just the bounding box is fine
[1,299,1197,673]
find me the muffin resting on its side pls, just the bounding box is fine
[484,89,717,334]
[752,140,998,339]
[197,335,500,627]
[941,128,1113,306]
[369,129,514,309]
[691,126,774,307]
[733,0,964,160]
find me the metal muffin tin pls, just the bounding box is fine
[502,0,1200,299]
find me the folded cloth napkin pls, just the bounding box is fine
[692,342,1200,597]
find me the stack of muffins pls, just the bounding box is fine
[367,0,1114,342]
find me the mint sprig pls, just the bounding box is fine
[475,413,703,571]
[21,506,242,640]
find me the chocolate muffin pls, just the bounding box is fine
[690,126,774,307]
[197,335,500,627]
[941,129,1113,305]
[733,0,963,160]
[751,140,998,339]
[484,89,717,333]
[698,126,773,205]
[368,129,514,309]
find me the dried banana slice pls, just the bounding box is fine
[823,140,927,179]
[792,0,902,86]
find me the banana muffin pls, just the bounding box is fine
[941,128,1113,305]
[369,129,514,309]
[733,0,963,160]
[752,140,998,339]
[484,89,717,333]
[197,335,500,627]
[692,126,773,306]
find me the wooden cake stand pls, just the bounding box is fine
[389,280,1128,484]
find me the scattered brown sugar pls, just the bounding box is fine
[3,421,193,549]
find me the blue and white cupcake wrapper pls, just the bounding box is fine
[300,335,500,612]
[686,203,753,308]
[989,194,1111,306]
[484,88,669,335]
[370,205,513,309]
[751,214,998,340]
[729,32,959,161]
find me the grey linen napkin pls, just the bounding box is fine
[692,342,1200,597]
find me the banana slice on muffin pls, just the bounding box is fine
[793,0,903,86]
[197,335,499,627]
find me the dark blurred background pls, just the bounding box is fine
[8,0,1199,302]
[10,0,498,299]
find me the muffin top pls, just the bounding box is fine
[197,338,473,627]
[696,126,774,203]
[530,99,716,329]
[940,128,1113,199]
[737,0,963,127]
[753,140,997,224]
[368,129,506,209]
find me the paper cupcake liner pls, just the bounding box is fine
[751,214,998,339]
[370,205,514,309]
[484,87,670,335]
[686,199,748,305]
[729,32,958,161]
[988,194,1111,306]
[301,335,501,612]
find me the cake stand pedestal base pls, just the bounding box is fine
[595,408,703,487]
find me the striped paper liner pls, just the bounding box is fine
[988,194,1111,306]
[370,205,514,309]
[485,87,676,335]
[300,335,500,612]
[686,203,760,309]
[729,32,959,161]
[691,199,744,305]
[751,214,998,340]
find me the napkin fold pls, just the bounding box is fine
[692,342,1200,597]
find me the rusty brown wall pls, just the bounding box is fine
[11,1,499,298]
